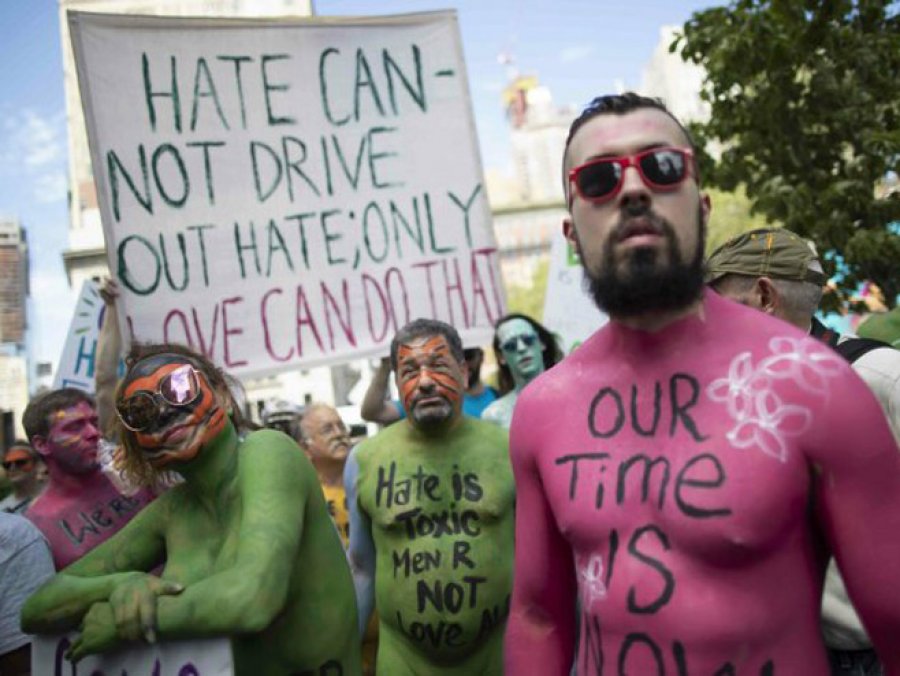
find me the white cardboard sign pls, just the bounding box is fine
[69,11,504,378]
[32,633,233,675]
[542,229,608,353]
[52,279,104,393]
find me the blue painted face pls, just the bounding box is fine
[497,319,545,383]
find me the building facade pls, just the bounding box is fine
[0,220,28,347]
[0,218,30,441]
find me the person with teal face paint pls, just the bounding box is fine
[482,314,563,429]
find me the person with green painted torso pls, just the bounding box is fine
[345,319,515,675]
[22,343,360,676]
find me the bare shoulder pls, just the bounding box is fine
[462,417,509,450]
[239,429,316,482]
[241,428,305,458]
[355,421,409,464]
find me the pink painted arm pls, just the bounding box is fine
[505,394,576,675]
[809,369,900,669]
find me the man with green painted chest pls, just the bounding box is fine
[22,343,359,675]
[345,319,514,675]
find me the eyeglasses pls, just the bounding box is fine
[2,458,33,470]
[116,364,203,432]
[501,333,538,353]
[568,147,694,204]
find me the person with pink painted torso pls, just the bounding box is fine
[504,93,900,674]
[22,389,153,570]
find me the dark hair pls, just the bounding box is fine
[115,342,255,487]
[4,440,36,460]
[390,318,465,371]
[562,92,698,196]
[23,389,96,442]
[492,313,564,395]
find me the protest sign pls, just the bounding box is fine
[33,633,233,675]
[69,11,504,378]
[542,229,607,353]
[52,279,104,392]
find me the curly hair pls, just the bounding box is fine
[115,343,254,489]
[492,314,564,395]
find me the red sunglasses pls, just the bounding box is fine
[568,147,695,204]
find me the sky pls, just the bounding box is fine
[0,0,715,371]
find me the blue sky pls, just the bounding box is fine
[0,0,714,369]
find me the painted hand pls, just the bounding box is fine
[108,573,184,643]
[66,602,120,662]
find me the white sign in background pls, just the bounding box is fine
[33,633,233,675]
[52,279,104,393]
[542,229,608,353]
[70,11,505,378]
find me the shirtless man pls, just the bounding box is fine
[346,319,514,675]
[22,389,153,568]
[504,93,900,674]
[22,344,359,675]
[299,403,353,544]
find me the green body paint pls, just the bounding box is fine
[355,418,514,675]
[22,425,360,675]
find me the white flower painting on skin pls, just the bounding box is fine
[577,553,608,611]
[708,337,843,462]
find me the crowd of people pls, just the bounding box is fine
[1,92,899,676]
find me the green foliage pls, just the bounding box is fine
[705,186,775,254]
[674,0,900,306]
[505,258,549,321]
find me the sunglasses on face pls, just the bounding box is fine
[501,333,538,353]
[2,458,33,470]
[116,364,203,432]
[568,147,694,204]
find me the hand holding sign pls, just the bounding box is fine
[67,602,120,663]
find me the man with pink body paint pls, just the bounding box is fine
[22,389,153,569]
[504,93,900,674]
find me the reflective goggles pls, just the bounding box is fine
[116,364,202,432]
[500,333,538,353]
[568,147,694,204]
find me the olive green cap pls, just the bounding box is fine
[706,227,827,286]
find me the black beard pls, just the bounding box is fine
[577,207,705,319]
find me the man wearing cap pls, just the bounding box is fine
[708,226,900,675]
[505,93,900,674]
